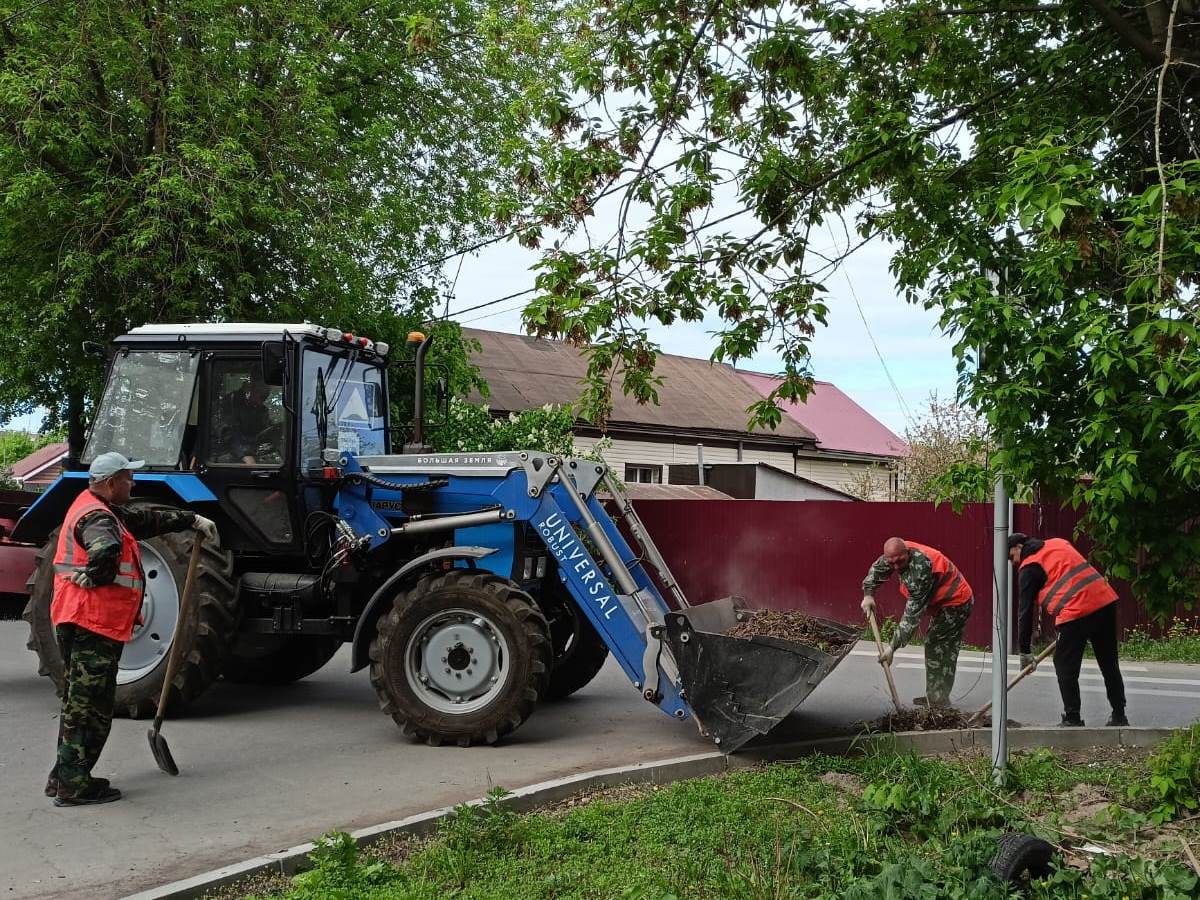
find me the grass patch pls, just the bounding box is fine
[235,729,1200,900]
[1120,617,1200,663]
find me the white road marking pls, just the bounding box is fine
[850,649,1152,673]
[886,663,1200,698]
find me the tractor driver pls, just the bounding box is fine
[222,375,275,464]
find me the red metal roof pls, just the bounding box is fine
[9,441,68,479]
[737,372,910,458]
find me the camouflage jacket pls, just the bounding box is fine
[862,548,936,651]
[75,499,197,587]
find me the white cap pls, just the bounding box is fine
[88,452,145,482]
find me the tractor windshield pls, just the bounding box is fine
[300,349,386,467]
[84,351,200,467]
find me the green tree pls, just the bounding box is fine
[430,398,577,454]
[900,394,992,503]
[0,0,569,455]
[521,1,1199,614]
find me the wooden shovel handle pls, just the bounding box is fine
[866,607,903,713]
[151,535,205,732]
[968,640,1057,724]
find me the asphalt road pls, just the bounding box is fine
[2,620,1198,899]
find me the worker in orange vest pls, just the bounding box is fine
[46,452,218,806]
[1007,533,1127,727]
[861,537,974,708]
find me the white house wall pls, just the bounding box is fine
[573,435,896,499]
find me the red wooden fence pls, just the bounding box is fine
[631,499,1156,647]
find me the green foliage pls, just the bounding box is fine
[256,745,1200,900]
[290,832,401,899]
[1121,617,1200,663]
[1130,723,1200,825]
[521,1,1200,616]
[0,0,572,447]
[429,399,577,455]
[0,429,64,489]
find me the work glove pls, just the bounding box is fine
[860,595,876,616]
[67,569,95,588]
[1020,653,1036,672]
[878,645,895,666]
[193,514,219,544]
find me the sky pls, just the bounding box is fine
[441,228,961,438]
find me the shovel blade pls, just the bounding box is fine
[147,727,180,776]
[663,597,858,752]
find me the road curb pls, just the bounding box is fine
[121,726,1175,900]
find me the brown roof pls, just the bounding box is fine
[464,328,816,444]
[10,441,67,478]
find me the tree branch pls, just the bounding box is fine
[1081,0,1165,65]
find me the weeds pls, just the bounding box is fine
[1130,723,1200,824]
[1121,617,1200,663]
[251,740,1200,900]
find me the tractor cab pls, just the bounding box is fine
[77,323,391,554]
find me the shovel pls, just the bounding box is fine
[967,641,1057,725]
[865,607,903,713]
[147,535,205,776]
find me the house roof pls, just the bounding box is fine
[10,441,68,479]
[747,462,862,500]
[617,483,732,500]
[737,372,910,458]
[464,328,816,444]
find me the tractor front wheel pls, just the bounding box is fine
[369,570,551,746]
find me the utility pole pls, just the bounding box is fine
[984,266,1010,786]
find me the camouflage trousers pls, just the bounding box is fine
[923,600,973,707]
[50,624,123,797]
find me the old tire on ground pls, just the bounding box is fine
[222,634,342,684]
[369,569,551,747]
[23,504,237,718]
[539,578,610,700]
[990,832,1056,883]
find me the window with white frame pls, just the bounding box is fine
[625,464,662,484]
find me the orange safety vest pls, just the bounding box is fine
[900,540,973,610]
[51,490,145,643]
[1020,538,1117,626]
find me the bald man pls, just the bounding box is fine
[861,538,975,708]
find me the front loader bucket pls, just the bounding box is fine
[662,597,858,752]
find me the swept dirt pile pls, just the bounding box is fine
[725,609,855,654]
[872,706,975,732]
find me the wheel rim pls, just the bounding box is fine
[404,607,510,714]
[118,542,179,685]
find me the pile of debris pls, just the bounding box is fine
[868,707,1021,732]
[726,609,857,655]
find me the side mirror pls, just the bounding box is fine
[261,342,286,386]
[81,341,107,360]
[435,377,450,420]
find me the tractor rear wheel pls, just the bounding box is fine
[540,579,610,700]
[222,634,342,684]
[23,505,237,718]
[369,570,551,746]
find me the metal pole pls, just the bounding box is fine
[697,443,705,485]
[991,468,1010,785]
[984,262,1010,786]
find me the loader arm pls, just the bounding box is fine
[331,451,857,751]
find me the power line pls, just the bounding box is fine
[1,0,53,25]
[440,287,536,321]
[457,300,532,326]
[841,269,917,427]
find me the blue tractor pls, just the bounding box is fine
[17,323,855,750]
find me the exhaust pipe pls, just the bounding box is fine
[662,597,859,752]
[405,331,433,453]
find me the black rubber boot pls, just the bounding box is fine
[54,784,121,807]
[1106,711,1129,727]
[1059,714,1085,727]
